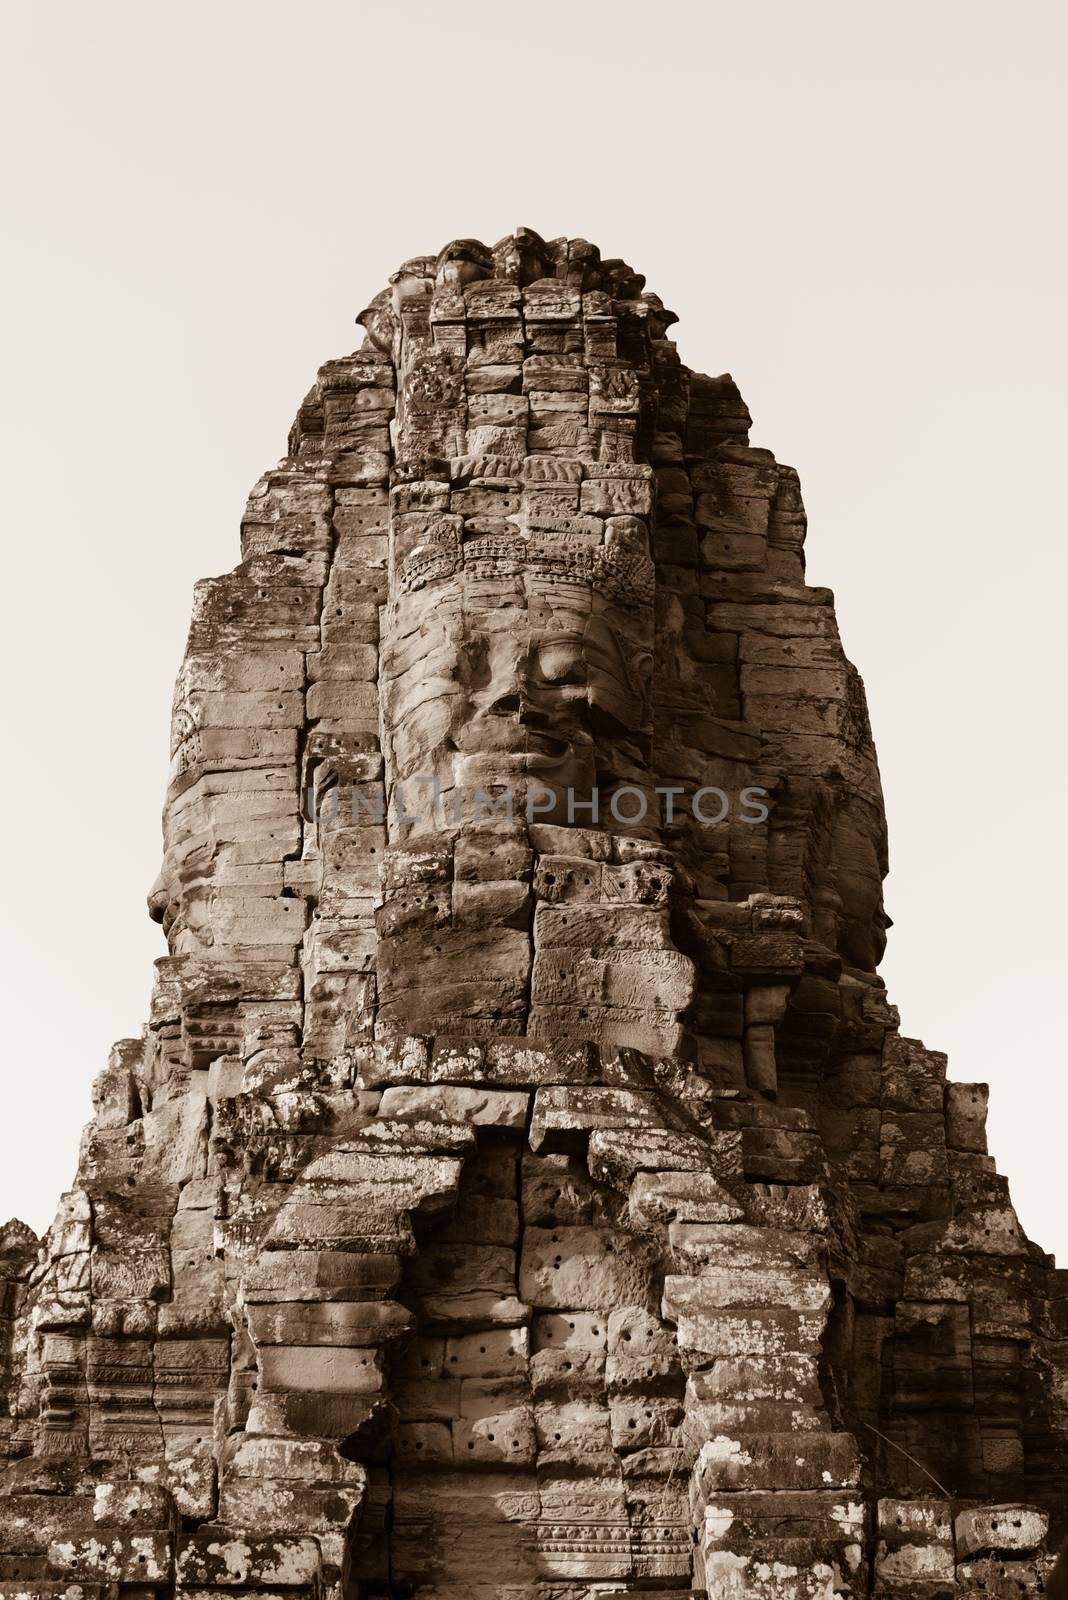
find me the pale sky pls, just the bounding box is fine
[2,1,1065,1254]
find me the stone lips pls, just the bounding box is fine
[0,228,1065,1598]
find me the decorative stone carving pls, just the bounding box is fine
[1,230,1064,1599]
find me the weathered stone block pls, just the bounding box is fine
[258,1345,385,1395]
[377,1085,529,1130]
[520,1227,658,1312]
[954,1503,1049,1558]
[177,1534,321,1587]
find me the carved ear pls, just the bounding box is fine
[629,646,655,692]
[169,702,198,757]
[609,624,655,707]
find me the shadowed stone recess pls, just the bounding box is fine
[1,230,1065,1599]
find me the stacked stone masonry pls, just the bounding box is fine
[1,230,1065,1599]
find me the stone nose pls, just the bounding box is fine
[488,691,523,717]
[485,691,556,728]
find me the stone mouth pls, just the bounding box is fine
[456,723,577,769]
[523,730,574,766]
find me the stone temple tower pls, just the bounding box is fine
[1,230,1066,1598]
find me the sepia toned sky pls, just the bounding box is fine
[1,0,1065,1253]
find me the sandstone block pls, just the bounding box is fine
[954,1504,1049,1558]
[177,1535,321,1587]
[520,1227,658,1313]
[258,1345,385,1394]
[377,1085,529,1130]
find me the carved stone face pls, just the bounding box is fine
[380,571,653,830]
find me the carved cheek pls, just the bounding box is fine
[388,691,464,774]
[588,665,649,730]
[382,629,466,723]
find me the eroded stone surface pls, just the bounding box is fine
[1,230,1065,1599]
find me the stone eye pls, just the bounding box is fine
[538,642,585,684]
